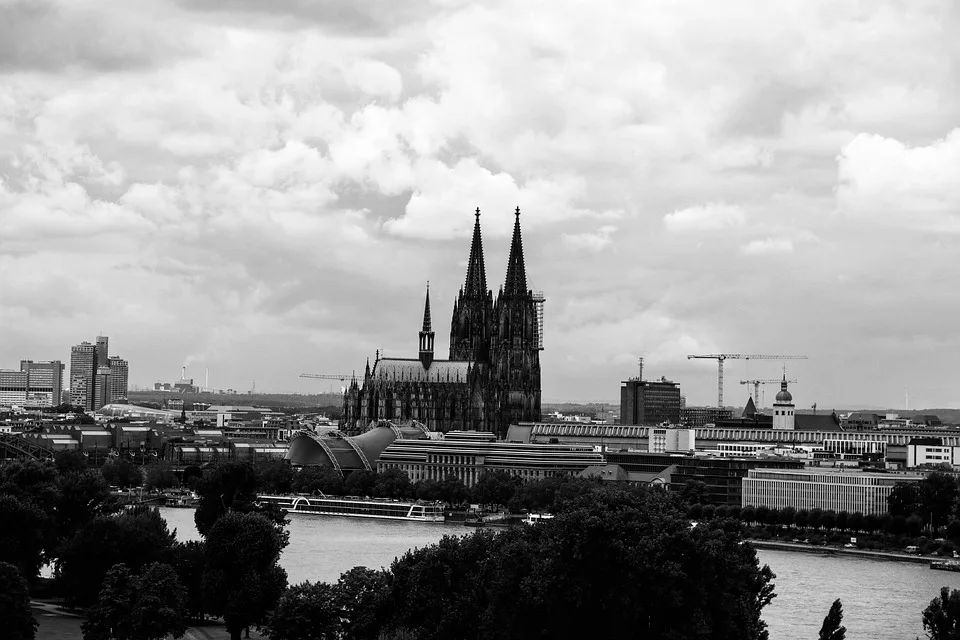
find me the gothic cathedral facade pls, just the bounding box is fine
[342,208,542,438]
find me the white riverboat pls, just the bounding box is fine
[257,494,446,522]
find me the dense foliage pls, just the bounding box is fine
[202,511,289,640]
[0,561,38,640]
[923,587,960,640]
[82,562,187,640]
[818,599,846,640]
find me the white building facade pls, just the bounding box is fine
[742,468,922,515]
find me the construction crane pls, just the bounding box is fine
[687,354,807,408]
[300,373,355,395]
[739,378,797,408]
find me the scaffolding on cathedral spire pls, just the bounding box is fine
[503,206,528,295]
[463,207,487,297]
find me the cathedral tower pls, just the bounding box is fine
[490,207,542,436]
[772,375,795,430]
[419,284,435,368]
[449,208,493,363]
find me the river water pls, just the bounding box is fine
[159,507,959,640]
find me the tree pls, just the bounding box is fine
[101,459,142,488]
[922,587,960,640]
[818,598,845,640]
[344,470,377,498]
[82,562,187,640]
[379,488,776,640]
[194,461,285,536]
[335,567,389,640]
[82,563,137,640]
[795,509,809,529]
[202,511,289,640]
[374,469,413,500]
[438,475,469,506]
[740,505,756,524]
[779,506,796,527]
[414,479,444,503]
[906,514,925,537]
[256,460,295,495]
[57,506,177,608]
[169,541,206,622]
[144,462,177,491]
[129,563,188,640]
[679,480,709,505]
[887,482,922,518]
[0,562,38,640]
[846,512,864,533]
[947,520,960,542]
[921,473,960,530]
[0,495,49,581]
[292,466,345,496]
[471,471,517,508]
[263,581,340,640]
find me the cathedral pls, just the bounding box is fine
[342,207,542,438]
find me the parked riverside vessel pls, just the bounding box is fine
[257,494,446,522]
[930,560,960,572]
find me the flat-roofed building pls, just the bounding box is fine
[70,342,97,410]
[907,438,960,468]
[377,431,604,487]
[741,468,922,515]
[620,377,681,425]
[0,370,28,406]
[649,427,695,453]
[19,360,64,407]
[606,450,804,506]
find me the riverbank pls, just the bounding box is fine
[749,539,931,564]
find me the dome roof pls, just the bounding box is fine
[774,375,793,403]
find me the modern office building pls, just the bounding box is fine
[69,336,127,410]
[741,468,922,515]
[620,377,681,425]
[108,356,129,402]
[606,450,805,506]
[93,366,112,411]
[0,369,29,406]
[680,406,734,427]
[906,438,960,468]
[70,342,97,409]
[16,360,65,407]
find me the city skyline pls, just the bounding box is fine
[1,1,958,408]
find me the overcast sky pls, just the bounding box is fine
[1,0,958,409]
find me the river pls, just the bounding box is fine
[159,507,959,640]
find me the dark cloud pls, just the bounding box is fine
[0,0,197,72]
[173,0,435,36]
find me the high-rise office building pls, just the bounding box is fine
[620,377,682,425]
[70,342,97,409]
[96,336,109,369]
[94,366,112,410]
[0,369,28,406]
[108,356,128,403]
[70,336,128,410]
[19,360,64,407]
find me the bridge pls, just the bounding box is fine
[0,433,55,461]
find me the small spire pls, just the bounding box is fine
[463,208,488,297]
[503,207,528,296]
[422,282,432,333]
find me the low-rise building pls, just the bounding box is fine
[907,438,960,468]
[377,431,604,487]
[741,468,922,515]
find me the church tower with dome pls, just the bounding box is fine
[771,375,795,430]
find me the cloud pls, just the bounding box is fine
[740,237,794,255]
[836,129,960,233]
[2,0,960,407]
[561,226,617,252]
[663,203,746,232]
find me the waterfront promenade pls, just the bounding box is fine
[749,539,931,564]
